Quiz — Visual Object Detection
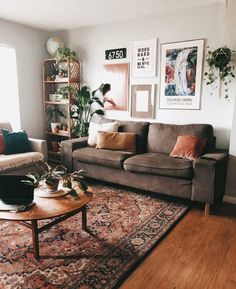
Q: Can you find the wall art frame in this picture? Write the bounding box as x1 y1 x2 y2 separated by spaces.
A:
132 39 157 77
130 84 155 118
159 39 205 110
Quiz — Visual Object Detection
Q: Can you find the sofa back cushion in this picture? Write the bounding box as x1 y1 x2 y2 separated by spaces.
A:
101 118 149 153
147 123 214 154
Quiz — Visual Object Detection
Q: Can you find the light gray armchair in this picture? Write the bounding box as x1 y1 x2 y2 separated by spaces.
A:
0 122 47 175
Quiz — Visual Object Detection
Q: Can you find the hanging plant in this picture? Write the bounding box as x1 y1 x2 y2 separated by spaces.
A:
204 46 235 100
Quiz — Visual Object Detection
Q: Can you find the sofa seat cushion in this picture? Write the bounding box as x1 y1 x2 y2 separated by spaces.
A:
0 152 44 172
73 147 134 169
123 153 193 179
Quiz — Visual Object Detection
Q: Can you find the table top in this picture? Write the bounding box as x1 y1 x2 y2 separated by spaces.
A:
0 189 93 221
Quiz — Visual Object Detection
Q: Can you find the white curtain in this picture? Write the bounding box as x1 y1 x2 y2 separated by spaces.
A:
0 44 20 130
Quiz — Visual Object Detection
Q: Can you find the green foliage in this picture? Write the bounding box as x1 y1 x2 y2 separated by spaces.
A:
29 163 88 194
55 47 77 62
205 46 235 100
46 105 65 122
69 85 105 137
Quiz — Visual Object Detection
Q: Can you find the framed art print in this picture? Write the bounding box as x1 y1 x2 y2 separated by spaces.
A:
132 39 157 77
159 39 204 110
102 63 129 111
131 84 155 118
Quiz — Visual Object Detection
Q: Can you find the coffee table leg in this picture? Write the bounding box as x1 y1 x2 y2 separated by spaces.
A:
31 220 40 259
82 205 87 231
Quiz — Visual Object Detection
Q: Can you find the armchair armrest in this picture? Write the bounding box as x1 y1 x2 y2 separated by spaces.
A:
61 137 88 171
29 138 47 161
192 152 228 204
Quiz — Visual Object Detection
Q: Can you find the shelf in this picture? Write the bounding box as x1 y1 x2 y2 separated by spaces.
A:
44 80 80 84
48 150 61 156
44 80 68 83
46 132 70 137
45 101 69 105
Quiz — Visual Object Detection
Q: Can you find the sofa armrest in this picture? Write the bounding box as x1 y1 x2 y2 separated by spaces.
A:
61 137 88 171
29 138 47 161
192 152 228 204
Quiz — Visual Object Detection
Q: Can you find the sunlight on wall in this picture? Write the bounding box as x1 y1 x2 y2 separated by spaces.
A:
0 44 21 130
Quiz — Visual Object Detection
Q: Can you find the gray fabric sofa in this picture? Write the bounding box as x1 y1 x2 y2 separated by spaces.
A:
0 122 47 175
61 119 228 214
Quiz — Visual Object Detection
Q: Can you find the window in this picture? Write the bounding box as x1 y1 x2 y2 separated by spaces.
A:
0 44 20 130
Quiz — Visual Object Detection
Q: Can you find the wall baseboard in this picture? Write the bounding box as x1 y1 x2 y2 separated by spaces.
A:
223 195 236 204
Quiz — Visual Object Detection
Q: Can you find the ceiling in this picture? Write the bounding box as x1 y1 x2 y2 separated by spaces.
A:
0 0 223 32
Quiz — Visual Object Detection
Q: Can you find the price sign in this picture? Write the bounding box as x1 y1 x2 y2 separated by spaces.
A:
105 48 127 60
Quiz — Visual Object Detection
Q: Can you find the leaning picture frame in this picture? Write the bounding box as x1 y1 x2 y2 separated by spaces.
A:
132 39 157 77
130 84 155 119
159 39 205 110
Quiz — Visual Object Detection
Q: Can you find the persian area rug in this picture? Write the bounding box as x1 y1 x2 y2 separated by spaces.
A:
0 182 190 289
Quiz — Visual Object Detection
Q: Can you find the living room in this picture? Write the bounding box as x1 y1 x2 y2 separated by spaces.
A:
0 0 236 288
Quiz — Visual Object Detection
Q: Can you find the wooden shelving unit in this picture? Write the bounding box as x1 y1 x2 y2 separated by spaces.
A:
43 58 80 164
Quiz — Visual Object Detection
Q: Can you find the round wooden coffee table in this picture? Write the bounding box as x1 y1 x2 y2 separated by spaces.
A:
0 190 92 259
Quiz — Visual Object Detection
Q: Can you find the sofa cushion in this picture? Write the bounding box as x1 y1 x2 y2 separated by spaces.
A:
2 129 32 155
88 122 118 146
101 118 149 153
170 135 207 160
96 131 136 152
73 147 134 169
0 152 44 172
147 123 214 155
123 152 193 179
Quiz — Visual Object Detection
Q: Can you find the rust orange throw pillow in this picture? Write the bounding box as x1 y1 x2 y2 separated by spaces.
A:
96 131 136 152
170 135 207 160
0 134 5 154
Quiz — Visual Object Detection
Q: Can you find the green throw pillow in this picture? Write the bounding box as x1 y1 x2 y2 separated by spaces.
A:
2 129 32 155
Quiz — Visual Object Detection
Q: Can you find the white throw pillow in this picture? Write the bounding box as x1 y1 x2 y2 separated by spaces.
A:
88 122 118 146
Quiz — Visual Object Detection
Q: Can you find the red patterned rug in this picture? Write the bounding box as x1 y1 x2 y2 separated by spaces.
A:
0 182 190 289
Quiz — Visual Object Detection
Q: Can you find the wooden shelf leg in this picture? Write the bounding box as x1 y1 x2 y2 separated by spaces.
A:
204 203 210 215
31 220 40 259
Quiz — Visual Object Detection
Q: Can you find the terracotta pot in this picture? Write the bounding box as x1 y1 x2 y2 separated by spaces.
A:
50 123 61 133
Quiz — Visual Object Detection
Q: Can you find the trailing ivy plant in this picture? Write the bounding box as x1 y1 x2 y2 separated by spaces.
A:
205 46 235 100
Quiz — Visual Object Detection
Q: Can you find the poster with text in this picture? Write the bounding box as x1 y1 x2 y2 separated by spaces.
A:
132 39 157 77
159 39 204 110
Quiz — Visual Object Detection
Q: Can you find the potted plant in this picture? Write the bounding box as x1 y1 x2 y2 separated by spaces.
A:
55 47 77 62
70 85 105 137
29 163 88 194
46 105 65 133
205 46 235 99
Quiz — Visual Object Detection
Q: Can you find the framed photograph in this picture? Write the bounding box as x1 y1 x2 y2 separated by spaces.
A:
159 39 204 110
132 39 157 77
131 84 155 118
102 63 129 111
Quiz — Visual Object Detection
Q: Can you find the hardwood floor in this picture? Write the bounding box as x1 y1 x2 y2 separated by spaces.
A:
120 203 236 289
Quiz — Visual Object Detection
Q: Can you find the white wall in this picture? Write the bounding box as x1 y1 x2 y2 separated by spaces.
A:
0 19 49 138
57 1 236 150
